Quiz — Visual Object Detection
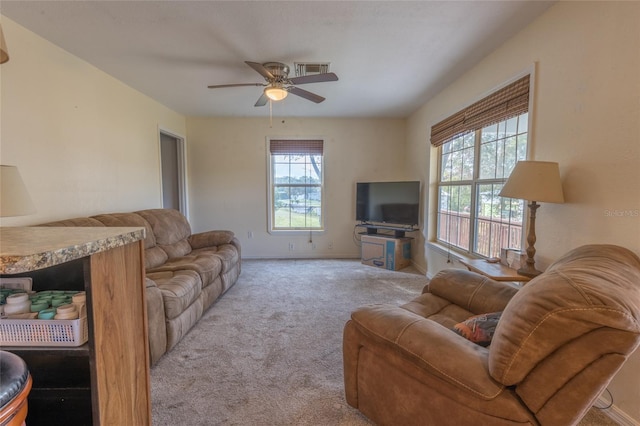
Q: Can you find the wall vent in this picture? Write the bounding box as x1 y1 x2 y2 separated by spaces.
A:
294 62 331 77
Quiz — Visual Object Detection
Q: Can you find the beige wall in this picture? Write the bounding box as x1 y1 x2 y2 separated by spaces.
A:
0 17 186 226
186 116 420 261
407 1 640 422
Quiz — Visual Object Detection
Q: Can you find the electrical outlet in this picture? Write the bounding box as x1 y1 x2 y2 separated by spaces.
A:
312 243 317 250
247 231 253 239
328 241 333 250
289 242 295 251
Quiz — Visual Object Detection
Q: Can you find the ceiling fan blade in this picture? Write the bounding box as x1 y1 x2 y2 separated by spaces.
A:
288 72 339 85
245 61 275 80
254 93 269 107
288 87 326 103
207 83 264 89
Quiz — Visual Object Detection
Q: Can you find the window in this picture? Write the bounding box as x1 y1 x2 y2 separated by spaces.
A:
268 139 324 231
431 75 530 258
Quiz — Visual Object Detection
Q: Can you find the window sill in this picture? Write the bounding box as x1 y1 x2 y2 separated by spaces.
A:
426 241 478 263
268 229 326 236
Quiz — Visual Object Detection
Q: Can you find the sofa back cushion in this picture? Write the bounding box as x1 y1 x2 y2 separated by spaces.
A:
91 212 168 269
38 217 106 227
91 213 156 248
489 244 640 387
135 209 192 259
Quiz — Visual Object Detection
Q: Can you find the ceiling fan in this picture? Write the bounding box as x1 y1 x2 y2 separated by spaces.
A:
207 61 338 107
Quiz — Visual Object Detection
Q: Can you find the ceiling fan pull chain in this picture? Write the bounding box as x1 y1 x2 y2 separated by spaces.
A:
269 99 273 128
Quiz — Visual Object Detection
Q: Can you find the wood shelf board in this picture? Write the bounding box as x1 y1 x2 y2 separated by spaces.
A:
460 259 531 282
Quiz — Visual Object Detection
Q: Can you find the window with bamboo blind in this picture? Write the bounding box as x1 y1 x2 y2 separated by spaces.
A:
267 138 324 232
433 75 531 258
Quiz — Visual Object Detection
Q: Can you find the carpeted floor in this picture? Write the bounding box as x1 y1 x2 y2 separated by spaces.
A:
151 259 618 425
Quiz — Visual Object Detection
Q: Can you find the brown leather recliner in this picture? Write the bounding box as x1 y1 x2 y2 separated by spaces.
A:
343 244 640 425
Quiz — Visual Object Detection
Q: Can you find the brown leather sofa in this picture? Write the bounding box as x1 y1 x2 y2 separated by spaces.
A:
343 244 640 425
40 208 241 365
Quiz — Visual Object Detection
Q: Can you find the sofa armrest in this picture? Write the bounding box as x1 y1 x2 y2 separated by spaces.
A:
428 269 518 314
188 230 235 249
350 304 504 399
229 236 242 260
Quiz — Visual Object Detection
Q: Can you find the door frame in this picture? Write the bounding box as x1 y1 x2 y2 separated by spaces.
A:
158 128 188 218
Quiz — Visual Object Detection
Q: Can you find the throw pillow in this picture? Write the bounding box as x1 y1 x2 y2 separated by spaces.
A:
452 311 502 347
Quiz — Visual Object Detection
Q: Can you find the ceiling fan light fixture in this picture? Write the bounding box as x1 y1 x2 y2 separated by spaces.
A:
264 86 288 101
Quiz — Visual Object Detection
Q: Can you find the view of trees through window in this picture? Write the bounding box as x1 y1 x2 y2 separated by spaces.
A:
272 154 323 230
438 113 528 258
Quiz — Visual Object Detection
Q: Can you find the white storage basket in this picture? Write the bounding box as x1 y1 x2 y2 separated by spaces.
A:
0 316 88 347
0 277 33 291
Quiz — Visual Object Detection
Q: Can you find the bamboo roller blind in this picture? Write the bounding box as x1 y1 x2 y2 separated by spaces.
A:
430 74 530 147
269 139 323 155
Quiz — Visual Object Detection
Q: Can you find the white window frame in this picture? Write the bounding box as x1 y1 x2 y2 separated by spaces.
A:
436 114 529 258
433 70 535 259
266 137 325 234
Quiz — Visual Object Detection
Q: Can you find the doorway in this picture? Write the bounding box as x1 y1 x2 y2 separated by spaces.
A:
159 131 187 216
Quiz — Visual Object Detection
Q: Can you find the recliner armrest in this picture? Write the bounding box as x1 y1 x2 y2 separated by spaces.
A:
428 269 518 314
188 230 235 249
350 304 504 400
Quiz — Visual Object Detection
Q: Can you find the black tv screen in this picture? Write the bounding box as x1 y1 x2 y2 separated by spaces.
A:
356 181 420 227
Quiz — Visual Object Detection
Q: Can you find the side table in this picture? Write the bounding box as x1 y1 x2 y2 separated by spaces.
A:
459 259 531 283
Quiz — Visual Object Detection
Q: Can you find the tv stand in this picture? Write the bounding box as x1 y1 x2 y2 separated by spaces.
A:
357 224 417 238
364 227 405 238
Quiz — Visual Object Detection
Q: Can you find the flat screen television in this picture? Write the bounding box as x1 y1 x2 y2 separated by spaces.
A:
356 181 420 228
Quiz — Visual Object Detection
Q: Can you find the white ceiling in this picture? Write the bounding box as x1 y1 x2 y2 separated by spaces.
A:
1 1 553 118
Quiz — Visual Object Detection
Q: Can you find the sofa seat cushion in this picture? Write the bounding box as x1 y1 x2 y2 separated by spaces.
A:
349 305 505 400
148 252 222 288
147 270 202 320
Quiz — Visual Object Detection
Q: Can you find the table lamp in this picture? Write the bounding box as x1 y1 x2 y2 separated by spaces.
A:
0 165 37 217
499 161 564 277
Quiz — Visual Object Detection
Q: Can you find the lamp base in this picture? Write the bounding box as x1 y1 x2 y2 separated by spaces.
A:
518 200 542 279
516 265 542 278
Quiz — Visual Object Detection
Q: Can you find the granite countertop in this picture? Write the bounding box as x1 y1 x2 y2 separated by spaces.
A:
0 227 145 274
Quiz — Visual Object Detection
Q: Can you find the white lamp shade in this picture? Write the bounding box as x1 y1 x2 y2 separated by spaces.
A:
499 161 564 203
0 165 37 217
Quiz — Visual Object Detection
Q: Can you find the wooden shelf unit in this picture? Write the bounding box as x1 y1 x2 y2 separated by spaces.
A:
0 227 151 426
